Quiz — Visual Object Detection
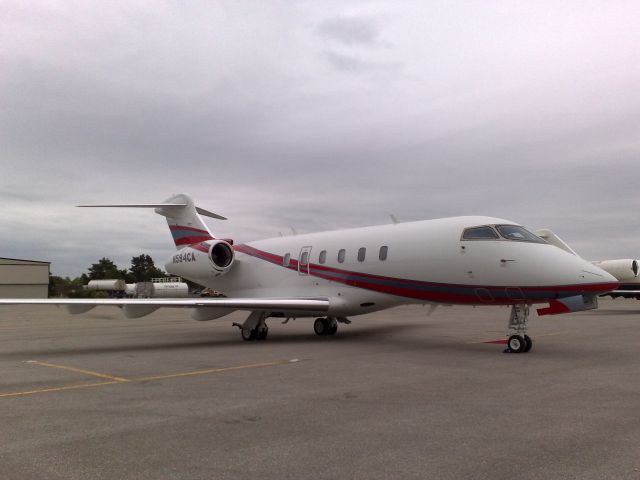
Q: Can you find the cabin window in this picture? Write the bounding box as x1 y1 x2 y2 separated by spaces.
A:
300 251 309 265
358 247 366 262
283 253 290 266
338 249 346 263
461 226 499 240
379 246 388 261
319 250 327 264
496 225 547 244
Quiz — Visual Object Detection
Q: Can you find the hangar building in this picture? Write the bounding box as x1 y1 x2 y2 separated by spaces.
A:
0 257 50 298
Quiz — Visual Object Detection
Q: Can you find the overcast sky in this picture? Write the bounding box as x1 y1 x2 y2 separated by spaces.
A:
1 0 639 277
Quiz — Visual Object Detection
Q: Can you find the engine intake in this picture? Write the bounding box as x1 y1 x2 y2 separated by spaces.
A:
591 259 639 282
209 240 235 273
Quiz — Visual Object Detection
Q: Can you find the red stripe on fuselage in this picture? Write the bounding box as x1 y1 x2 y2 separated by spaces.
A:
169 225 211 234
191 243 210 253
175 235 214 246
233 244 618 304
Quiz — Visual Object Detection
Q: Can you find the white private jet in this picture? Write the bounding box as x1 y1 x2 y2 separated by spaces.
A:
533 229 640 299
0 194 618 353
590 259 640 298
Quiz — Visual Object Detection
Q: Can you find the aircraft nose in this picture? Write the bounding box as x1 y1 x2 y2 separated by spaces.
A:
579 261 619 292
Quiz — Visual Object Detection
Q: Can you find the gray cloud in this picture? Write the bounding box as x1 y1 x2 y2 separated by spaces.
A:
316 15 397 72
318 16 381 46
1 1 639 276
320 50 400 73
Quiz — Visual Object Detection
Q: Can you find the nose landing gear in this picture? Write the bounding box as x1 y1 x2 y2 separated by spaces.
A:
505 305 533 353
507 333 532 353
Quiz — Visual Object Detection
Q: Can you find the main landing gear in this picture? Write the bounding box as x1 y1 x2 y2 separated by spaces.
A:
313 317 338 336
234 314 349 341
233 312 269 341
505 304 533 354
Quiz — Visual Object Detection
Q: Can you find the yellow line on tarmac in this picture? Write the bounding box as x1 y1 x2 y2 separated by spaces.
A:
26 360 131 383
134 360 290 382
0 359 294 399
0 381 119 398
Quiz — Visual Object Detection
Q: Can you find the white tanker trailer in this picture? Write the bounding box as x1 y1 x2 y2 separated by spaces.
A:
151 282 188 298
86 279 126 291
124 280 189 298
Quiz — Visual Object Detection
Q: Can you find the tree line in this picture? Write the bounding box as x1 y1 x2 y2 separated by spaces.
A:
49 254 167 297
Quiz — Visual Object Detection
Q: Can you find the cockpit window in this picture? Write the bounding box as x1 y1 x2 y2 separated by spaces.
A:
462 226 499 240
496 225 547 243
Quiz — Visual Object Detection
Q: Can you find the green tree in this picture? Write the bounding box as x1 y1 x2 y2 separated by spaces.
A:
129 254 167 282
48 274 95 298
87 257 127 280
49 274 68 297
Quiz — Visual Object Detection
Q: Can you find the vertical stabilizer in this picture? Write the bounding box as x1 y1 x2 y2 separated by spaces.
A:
155 194 215 249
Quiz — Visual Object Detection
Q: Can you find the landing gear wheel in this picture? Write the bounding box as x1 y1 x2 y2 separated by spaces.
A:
241 327 256 341
314 317 328 336
507 334 527 353
327 324 338 335
523 334 533 353
256 327 269 341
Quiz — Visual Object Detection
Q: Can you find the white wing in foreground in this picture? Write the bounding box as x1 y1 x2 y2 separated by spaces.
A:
0 297 330 318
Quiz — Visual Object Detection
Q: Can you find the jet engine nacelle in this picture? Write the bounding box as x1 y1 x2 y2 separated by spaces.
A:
208 240 235 275
165 240 235 281
591 259 639 282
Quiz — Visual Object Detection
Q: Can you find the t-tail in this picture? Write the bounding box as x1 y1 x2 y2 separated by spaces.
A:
77 193 226 250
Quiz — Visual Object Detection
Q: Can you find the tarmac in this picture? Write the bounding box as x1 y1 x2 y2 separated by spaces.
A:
1 298 640 480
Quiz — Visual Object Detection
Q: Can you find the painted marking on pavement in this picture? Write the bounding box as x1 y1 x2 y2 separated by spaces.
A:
0 381 118 398
134 360 291 382
26 360 131 383
0 359 297 399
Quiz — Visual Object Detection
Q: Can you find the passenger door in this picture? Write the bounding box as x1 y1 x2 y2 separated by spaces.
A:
298 246 312 275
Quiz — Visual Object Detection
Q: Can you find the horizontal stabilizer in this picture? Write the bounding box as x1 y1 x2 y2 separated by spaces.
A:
195 206 227 220
77 203 227 220
77 203 186 208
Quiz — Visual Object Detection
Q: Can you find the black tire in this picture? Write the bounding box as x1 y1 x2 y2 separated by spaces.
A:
523 334 533 353
507 334 526 353
256 327 269 341
314 317 328 336
327 322 338 335
241 327 255 341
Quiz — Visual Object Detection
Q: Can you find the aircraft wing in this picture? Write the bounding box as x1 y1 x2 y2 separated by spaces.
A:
601 290 640 298
0 297 330 317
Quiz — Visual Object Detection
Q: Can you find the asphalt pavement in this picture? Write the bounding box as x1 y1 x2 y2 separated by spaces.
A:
1 299 639 479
